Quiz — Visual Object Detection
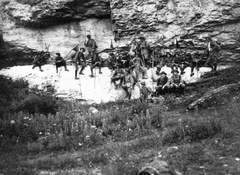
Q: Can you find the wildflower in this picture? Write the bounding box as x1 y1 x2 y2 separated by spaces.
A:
39 132 42 135
78 142 83 146
24 117 29 120
91 125 97 129
10 120 16 125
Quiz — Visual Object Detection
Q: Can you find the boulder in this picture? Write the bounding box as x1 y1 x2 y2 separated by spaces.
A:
167 146 179 154
138 159 182 175
89 107 99 114
188 82 240 110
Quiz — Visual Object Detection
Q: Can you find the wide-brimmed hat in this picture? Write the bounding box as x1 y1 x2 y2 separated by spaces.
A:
141 81 146 85
55 53 61 56
160 71 167 75
80 47 85 52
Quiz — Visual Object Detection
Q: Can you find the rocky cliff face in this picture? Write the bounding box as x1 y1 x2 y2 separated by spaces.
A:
0 2 8 62
4 0 110 27
1 0 114 61
110 0 240 62
1 0 240 64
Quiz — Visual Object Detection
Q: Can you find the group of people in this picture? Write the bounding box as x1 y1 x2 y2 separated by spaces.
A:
109 36 220 100
32 34 221 101
32 35 101 78
111 63 186 101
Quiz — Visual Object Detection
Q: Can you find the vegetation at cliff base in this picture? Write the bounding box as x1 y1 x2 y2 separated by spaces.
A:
1 66 240 174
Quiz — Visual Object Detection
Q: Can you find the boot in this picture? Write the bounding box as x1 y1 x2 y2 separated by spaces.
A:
99 67 102 74
79 67 85 75
90 69 94 78
75 70 79 79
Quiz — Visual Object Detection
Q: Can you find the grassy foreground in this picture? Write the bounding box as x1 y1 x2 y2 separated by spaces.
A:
1 66 240 175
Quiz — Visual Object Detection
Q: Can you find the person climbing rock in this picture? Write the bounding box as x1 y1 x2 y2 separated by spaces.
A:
73 47 86 79
55 53 69 73
84 35 102 77
84 35 97 61
167 69 185 95
205 37 221 72
139 36 150 68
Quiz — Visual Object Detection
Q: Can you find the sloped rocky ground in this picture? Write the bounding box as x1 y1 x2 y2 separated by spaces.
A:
1 66 240 175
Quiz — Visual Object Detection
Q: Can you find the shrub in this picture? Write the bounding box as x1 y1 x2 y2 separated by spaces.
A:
162 117 223 145
16 94 58 115
0 75 62 117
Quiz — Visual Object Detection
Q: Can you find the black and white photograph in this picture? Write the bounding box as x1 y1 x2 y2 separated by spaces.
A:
0 0 240 174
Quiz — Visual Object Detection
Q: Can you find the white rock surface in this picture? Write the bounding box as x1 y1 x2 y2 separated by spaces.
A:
3 18 115 56
0 64 226 103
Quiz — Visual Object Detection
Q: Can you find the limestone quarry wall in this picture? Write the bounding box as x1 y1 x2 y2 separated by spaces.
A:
110 0 240 62
3 18 114 56
1 0 240 63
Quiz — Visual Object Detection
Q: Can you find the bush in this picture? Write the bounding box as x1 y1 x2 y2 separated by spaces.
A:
0 75 61 117
16 94 58 115
162 117 223 145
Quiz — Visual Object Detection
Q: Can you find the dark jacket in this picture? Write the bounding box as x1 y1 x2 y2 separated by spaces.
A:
55 55 64 63
74 51 86 64
85 39 97 49
157 76 168 86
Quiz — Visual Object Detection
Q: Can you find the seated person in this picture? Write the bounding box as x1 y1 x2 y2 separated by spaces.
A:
167 69 185 95
111 64 126 89
153 71 168 96
55 53 69 73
